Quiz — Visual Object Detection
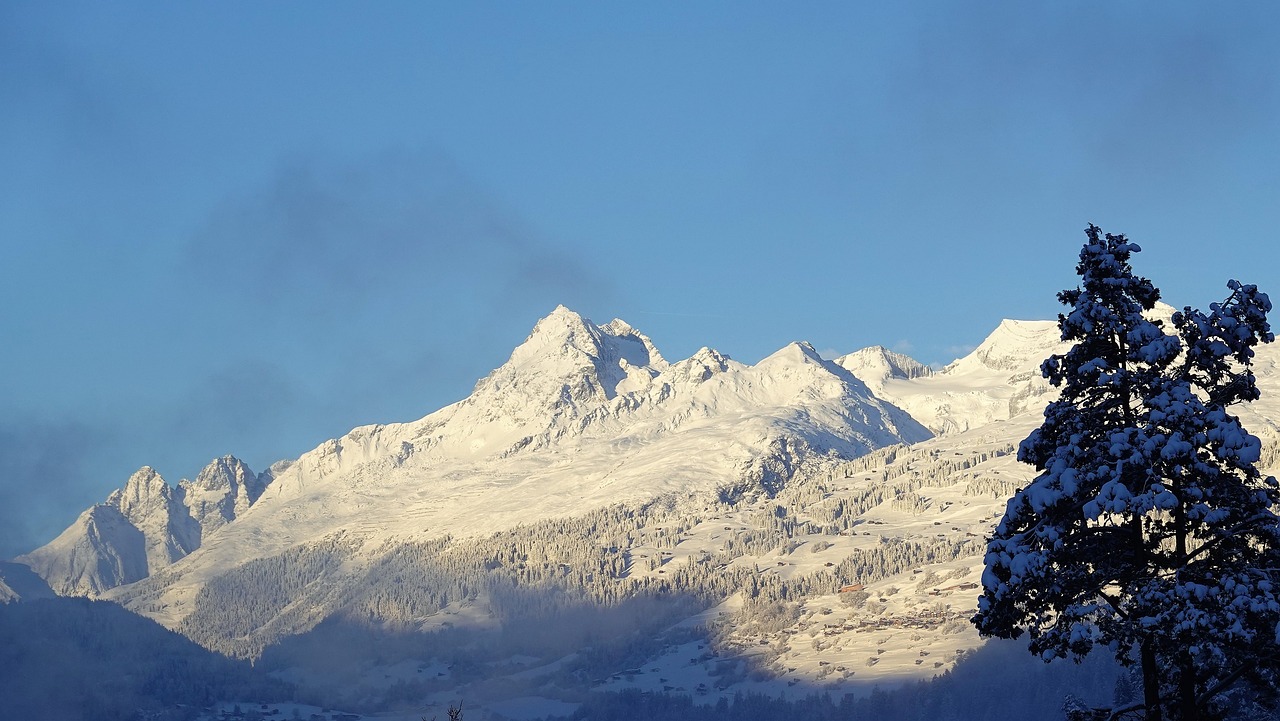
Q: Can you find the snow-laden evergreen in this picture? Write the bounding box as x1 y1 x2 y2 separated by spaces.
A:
975 226 1280 721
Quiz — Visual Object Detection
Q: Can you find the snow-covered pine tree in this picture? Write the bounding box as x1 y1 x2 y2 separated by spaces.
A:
973 225 1280 721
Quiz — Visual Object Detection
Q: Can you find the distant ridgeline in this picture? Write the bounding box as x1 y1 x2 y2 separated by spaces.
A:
5 305 1279 718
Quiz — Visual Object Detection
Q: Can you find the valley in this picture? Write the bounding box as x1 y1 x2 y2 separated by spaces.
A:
5 304 1277 720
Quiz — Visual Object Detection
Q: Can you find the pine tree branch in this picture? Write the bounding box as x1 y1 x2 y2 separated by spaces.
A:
1176 513 1276 567
1194 653 1280 709
1106 699 1147 720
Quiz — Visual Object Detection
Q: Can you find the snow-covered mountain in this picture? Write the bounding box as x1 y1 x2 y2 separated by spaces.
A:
19 307 930 610
18 457 269 597
252 306 927 503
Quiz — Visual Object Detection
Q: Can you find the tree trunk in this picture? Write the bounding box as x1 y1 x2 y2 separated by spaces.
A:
1178 654 1199 721
1142 641 1163 721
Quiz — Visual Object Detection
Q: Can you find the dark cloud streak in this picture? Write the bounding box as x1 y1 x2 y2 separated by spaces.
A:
187 148 607 312
891 6 1279 176
0 419 112 560
163 359 303 470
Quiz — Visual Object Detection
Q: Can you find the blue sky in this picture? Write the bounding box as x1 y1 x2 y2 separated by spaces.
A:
3 2 1280 557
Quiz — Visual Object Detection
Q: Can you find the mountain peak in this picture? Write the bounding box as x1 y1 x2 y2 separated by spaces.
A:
182 455 266 539
190 455 258 492
529 304 593 338
846 317 1069 436
481 306 667 403
110 467 172 520
662 346 735 385
126 465 163 487
945 318 1061 374
836 346 933 387
758 341 826 367
603 317 634 334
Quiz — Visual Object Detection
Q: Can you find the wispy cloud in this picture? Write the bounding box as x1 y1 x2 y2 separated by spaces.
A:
0 419 111 559
894 5 1279 177
187 148 607 312
164 359 303 466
